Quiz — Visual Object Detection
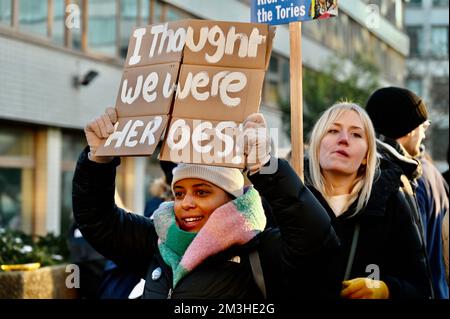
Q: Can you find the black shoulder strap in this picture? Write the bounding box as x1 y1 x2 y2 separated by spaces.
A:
249 250 267 299
344 223 360 281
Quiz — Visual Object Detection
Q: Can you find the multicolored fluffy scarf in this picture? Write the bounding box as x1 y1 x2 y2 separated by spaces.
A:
152 186 266 287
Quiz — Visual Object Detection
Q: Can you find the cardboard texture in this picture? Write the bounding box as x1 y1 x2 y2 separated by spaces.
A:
173 64 265 121
97 19 274 166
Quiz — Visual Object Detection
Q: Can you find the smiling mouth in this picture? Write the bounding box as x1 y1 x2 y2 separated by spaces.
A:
182 216 204 223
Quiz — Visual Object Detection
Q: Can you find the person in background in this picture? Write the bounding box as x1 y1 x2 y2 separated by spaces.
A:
72 108 339 299
144 161 176 218
366 87 437 298
305 102 431 299
416 148 449 298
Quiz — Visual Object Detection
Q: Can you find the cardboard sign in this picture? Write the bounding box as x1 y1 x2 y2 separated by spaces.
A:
251 0 338 25
97 19 274 167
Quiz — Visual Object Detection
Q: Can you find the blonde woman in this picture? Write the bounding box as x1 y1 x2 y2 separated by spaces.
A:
306 102 432 299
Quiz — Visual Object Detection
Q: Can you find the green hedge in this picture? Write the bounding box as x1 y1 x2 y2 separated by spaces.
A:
0 228 70 268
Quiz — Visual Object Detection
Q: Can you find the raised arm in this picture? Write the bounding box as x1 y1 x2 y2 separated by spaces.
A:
72 108 156 276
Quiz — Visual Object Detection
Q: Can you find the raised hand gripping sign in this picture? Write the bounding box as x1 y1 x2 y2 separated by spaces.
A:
96 19 275 168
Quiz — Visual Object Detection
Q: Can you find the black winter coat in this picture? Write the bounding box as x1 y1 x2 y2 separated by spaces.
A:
72 149 338 299
305 157 433 299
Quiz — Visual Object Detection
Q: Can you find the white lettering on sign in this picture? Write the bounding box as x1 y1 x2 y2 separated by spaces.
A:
166 120 244 164
177 71 247 107
104 117 163 148
192 121 213 154
167 119 191 151
275 4 306 20
127 24 267 66
129 28 146 66
120 72 176 104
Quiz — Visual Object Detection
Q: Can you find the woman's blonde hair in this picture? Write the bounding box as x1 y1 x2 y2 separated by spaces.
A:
308 102 378 216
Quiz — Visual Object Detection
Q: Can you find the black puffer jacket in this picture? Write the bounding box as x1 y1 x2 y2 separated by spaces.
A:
305 157 433 299
72 149 339 299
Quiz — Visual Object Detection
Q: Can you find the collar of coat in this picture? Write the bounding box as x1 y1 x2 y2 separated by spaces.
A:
152 186 266 287
376 137 422 181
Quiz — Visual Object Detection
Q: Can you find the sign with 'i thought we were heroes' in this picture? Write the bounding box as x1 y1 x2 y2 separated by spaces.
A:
95 20 275 168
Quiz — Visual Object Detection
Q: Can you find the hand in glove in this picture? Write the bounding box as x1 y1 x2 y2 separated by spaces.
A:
241 113 271 174
84 107 117 163
340 278 390 299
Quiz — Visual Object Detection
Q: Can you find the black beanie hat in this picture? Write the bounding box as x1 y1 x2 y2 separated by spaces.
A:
366 87 428 139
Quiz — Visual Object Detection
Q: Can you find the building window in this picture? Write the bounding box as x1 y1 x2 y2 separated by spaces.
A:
430 127 449 163
409 0 423 7
70 0 82 50
88 0 117 56
119 0 138 58
0 0 11 25
433 0 449 7
51 0 65 45
430 77 449 113
407 26 424 57
18 0 48 37
406 78 423 97
0 125 34 233
431 26 449 58
60 131 85 237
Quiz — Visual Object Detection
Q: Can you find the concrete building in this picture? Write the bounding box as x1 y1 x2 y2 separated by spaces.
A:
405 0 449 169
0 0 410 236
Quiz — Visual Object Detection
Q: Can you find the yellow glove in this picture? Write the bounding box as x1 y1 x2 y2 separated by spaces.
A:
341 278 390 299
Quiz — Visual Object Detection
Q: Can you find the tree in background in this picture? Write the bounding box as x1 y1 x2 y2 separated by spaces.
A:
280 54 380 140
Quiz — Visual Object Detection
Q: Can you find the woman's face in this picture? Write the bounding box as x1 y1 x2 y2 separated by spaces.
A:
173 178 232 232
319 110 369 178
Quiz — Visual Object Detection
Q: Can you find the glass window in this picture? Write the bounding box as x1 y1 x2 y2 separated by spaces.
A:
0 0 11 26
409 0 422 7
430 77 449 113
19 0 48 37
407 26 424 57
88 0 117 56
69 0 82 50
119 0 138 59
431 26 449 58
52 0 65 45
0 126 34 233
60 131 86 237
141 0 149 25
406 78 423 98
433 0 449 6
165 5 190 22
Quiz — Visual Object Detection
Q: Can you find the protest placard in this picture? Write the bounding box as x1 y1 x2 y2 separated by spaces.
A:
97 19 274 168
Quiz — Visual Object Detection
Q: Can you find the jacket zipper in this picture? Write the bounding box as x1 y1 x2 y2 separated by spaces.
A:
167 288 173 299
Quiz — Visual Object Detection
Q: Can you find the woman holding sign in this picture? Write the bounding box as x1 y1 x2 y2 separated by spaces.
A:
72 109 338 299
304 102 432 299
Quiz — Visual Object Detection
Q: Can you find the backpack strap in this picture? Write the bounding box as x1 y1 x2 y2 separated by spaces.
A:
249 250 267 299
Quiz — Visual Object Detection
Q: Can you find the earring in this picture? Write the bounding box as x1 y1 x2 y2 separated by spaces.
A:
361 158 367 165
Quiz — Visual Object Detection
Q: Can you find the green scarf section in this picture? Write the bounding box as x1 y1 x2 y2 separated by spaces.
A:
154 202 197 286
